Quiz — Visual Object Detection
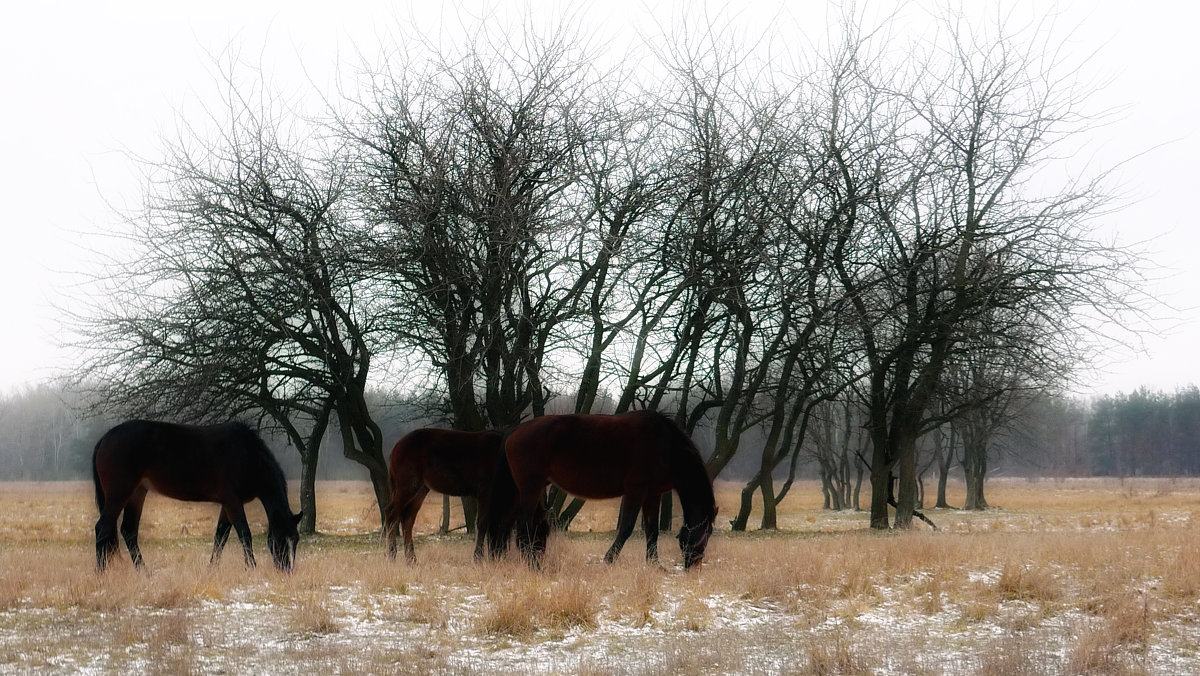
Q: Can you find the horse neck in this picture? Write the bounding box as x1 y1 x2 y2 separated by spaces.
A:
257 473 293 523
671 448 715 527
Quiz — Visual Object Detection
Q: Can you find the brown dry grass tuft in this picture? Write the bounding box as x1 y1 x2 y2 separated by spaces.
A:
804 626 867 676
1162 538 1200 599
674 582 711 632
290 593 340 635
1068 628 1139 676
996 562 1061 604
607 563 663 627
476 558 600 637
1069 588 1152 674
975 636 1042 676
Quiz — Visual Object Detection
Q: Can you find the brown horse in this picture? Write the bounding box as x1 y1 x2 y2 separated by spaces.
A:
92 420 301 572
494 410 717 569
383 428 508 562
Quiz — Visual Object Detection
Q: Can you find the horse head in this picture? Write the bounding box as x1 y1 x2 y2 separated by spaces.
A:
268 511 302 572
678 505 717 569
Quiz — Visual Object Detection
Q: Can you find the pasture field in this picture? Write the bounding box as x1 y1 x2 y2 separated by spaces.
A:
2 478 1200 675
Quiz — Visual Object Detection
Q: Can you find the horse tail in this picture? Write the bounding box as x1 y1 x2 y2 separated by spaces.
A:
382 460 404 542
91 436 105 512
481 432 518 556
382 434 411 550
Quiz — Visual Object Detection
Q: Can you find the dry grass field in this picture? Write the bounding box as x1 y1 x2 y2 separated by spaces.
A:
2 477 1200 675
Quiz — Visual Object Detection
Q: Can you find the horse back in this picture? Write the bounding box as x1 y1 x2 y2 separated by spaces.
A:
390 428 503 496
505 412 674 499
93 420 264 503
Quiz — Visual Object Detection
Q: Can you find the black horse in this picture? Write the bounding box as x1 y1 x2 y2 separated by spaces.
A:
92 420 301 572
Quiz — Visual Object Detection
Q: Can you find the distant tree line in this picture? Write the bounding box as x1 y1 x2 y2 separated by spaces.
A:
65 8 1142 532
0 386 105 481
4 384 1196 490
0 384 425 482
1084 387 1200 477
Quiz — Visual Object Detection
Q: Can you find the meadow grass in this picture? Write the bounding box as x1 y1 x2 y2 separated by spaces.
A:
2 477 1199 674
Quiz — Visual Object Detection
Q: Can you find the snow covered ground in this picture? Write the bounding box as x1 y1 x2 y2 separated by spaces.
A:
3 478 1199 674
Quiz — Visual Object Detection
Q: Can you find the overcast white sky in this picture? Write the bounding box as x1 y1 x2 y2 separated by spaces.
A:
0 1 1197 396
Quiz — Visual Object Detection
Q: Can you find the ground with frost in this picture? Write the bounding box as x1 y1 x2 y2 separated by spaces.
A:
2 478 1199 675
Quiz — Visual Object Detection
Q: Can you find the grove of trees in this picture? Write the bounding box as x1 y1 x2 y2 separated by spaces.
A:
60 8 1144 532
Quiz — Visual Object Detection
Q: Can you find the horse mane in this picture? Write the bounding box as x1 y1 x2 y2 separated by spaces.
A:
639 410 716 520
230 422 289 506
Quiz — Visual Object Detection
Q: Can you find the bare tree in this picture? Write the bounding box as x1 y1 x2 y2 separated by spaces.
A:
828 10 1142 529
344 24 611 427
73 62 394 528
67 9 1150 541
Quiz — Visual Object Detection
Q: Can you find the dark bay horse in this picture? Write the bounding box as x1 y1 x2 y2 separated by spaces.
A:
383 428 507 562
92 420 301 572
494 410 717 569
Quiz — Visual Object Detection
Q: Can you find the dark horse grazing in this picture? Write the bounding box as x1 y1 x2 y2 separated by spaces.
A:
383 428 507 562
493 410 717 569
92 420 301 572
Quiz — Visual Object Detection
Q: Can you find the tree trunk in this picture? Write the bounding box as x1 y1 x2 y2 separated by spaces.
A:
461 496 478 534
963 433 990 510
336 410 390 529
759 474 778 529
894 432 919 529
853 456 864 511
438 494 451 534
300 404 332 535
300 454 319 535
838 407 854 509
829 466 845 510
367 467 390 530
869 461 891 529
935 424 956 508
731 472 760 532
869 425 892 529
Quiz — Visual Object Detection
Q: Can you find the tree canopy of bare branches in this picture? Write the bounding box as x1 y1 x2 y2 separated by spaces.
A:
71 7 1145 534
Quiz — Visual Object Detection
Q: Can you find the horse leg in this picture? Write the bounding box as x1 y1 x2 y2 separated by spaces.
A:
486 512 514 559
515 492 548 568
95 481 136 572
400 486 429 564
384 503 400 561
95 510 122 572
385 474 419 561
604 494 643 564
515 511 534 563
223 502 256 568
473 495 490 562
640 493 663 565
528 508 550 569
119 485 149 570
482 493 515 559
210 510 233 565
